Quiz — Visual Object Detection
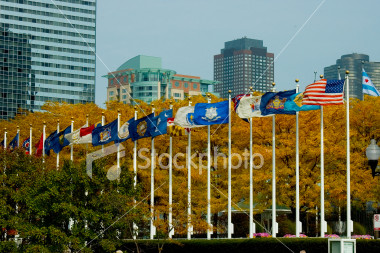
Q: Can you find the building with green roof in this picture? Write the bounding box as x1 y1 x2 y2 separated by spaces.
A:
104 55 218 104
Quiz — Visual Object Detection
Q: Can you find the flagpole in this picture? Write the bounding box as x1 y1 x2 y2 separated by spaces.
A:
168 101 174 239
4 128 7 149
271 83 277 238
71 117 74 161
133 106 138 239
117 109 121 175
187 97 192 240
319 74 325 238
249 87 255 238
207 93 212 240
29 124 32 156
56 119 60 170
85 114 89 156
345 70 352 238
228 90 233 239
150 105 156 240
295 79 301 237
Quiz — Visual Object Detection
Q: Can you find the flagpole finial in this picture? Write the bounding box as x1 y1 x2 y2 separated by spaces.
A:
102 111 104 116
228 90 231 93
250 86 253 91
57 119 60 123
43 121 46 125
338 66 341 70
30 124 32 128
320 75 324 78
71 117 74 121
86 114 89 118
134 105 137 110
345 70 349 74
295 79 299 83
4 128 6 131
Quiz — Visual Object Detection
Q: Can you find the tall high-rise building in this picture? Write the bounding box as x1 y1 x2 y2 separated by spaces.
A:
0 0 96 120
324 53 380 99
214 37 274 98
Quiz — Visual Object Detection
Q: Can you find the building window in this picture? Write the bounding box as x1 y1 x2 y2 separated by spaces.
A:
124 77 127 82
184 83 188 88
175 81 179 87
174 93 181 97
122 95 127 99
193 83 198 89
110 80 113 85
122 89 126 93
109 91 114 96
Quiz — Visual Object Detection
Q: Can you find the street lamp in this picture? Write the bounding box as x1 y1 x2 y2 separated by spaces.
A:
366 139 380 178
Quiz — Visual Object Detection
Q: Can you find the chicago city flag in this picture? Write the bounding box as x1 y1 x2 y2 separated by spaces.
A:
363 68 380 97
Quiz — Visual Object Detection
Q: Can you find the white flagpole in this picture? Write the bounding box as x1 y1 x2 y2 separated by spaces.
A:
187 98 192 240
345 71 352 238
249 87 255 238
150 105 156 240
320 74 326 238
207 93 212 240
56 120 60 170
4 128 7 149
133 106 138 239
168 101 174 239
85 114 89 156
71 117 74 161
271 83 277 238
295 79 301 237
29 124 32 156
228 90 233 239
117 109 121 174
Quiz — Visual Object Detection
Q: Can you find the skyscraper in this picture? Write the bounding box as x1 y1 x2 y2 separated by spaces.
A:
324 53 380 99
0 0 96 120
214 37 274 98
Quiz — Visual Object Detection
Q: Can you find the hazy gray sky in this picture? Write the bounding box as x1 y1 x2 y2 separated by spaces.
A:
95 0 380 107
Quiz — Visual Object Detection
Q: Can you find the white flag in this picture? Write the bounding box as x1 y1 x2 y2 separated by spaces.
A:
174 106 205 128
363 68 380 97
65 124 92 144
236 95 272 118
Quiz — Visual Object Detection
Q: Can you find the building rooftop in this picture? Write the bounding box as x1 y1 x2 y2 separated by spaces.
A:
116 55 162 71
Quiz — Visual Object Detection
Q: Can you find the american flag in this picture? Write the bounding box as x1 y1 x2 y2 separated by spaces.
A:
303 79 345 105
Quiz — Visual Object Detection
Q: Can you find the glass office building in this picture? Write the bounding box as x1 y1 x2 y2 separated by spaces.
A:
214 37 274 98
0 0 96 120
324 53 380 100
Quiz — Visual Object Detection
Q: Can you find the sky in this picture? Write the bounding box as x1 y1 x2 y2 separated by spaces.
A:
94 0 380 107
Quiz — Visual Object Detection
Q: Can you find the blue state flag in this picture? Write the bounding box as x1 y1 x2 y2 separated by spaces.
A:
45 130 58 155
92 118 119 147
44 125 72 155
260 89 297 116
9 133 19 150
115 117 135 143
192 100 229 125
128 113 154 141
148 109 173 138
284 92 320 112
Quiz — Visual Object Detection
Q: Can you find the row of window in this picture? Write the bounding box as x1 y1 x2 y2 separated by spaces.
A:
3 0 96 14
2 21 95 40
1 13 95 32
174 81 198 89
1 5 96 23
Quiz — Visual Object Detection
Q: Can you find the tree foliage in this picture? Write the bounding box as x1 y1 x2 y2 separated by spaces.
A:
0 95 379 245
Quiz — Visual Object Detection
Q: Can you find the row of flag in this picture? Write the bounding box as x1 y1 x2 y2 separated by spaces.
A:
1 73 378 156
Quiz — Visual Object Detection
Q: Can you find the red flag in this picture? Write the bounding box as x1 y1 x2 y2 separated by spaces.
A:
80 124 94 137
35 133 43 157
